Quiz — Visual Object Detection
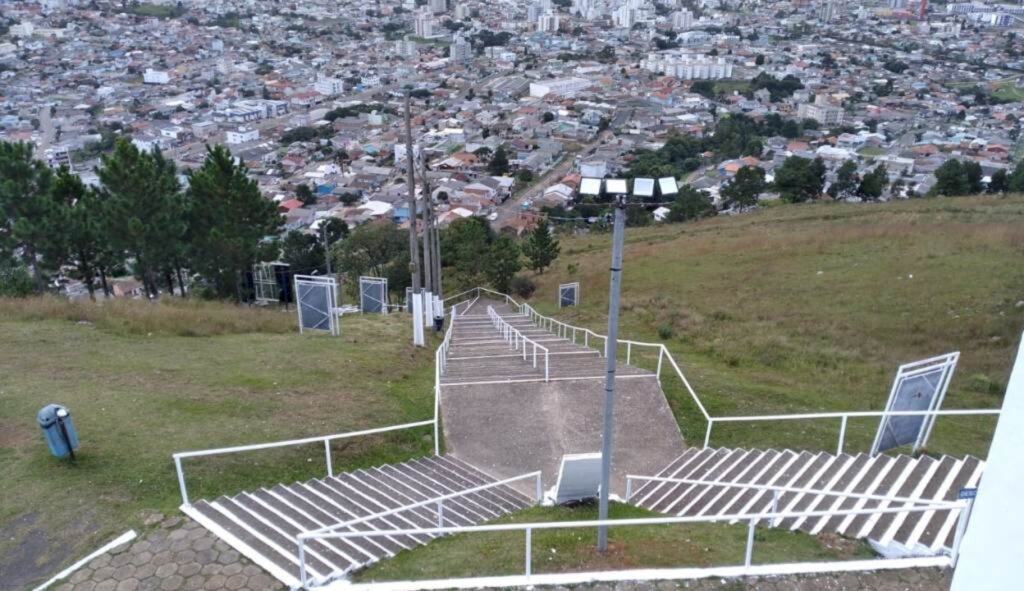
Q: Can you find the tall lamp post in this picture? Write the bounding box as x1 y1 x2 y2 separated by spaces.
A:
582 176 678 552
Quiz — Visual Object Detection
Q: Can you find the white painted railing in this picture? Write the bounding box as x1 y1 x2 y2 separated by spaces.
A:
297 470 544 588
300 500 970 590
487 305 550 381
171 420 437 506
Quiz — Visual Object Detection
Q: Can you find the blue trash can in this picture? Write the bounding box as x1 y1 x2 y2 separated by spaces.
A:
37 404 79 459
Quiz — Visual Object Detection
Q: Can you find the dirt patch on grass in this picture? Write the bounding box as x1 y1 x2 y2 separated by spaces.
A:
0 419 35 448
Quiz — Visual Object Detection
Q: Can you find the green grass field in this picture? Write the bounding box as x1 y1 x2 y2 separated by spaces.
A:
355 503 871 582
527 197 1024 456
0 301 437 588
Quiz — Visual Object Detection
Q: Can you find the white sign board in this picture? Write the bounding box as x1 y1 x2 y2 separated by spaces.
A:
553 452 602 505
870 352 959 455
295 275 339 336
559 282 579 308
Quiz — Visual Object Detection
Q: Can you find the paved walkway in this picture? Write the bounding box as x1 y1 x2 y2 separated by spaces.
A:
53 517 282 591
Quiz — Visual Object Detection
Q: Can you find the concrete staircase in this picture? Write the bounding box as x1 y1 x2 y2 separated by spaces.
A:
441 302 652 385
183 455 533 587
629 447 984 558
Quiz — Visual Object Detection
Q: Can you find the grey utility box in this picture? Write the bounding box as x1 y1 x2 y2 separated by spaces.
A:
37 404 79 459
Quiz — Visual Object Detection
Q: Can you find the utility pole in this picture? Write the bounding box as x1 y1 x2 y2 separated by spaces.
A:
404 92 421 293
321 221 333 277
597 193 627 552
420 153 433 301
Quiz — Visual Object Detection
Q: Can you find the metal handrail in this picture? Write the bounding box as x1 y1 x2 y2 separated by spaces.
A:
487 305 550 381
299 499 970 589
172 420 436 506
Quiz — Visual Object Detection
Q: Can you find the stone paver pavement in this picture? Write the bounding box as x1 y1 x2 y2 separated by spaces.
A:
54 517 283 591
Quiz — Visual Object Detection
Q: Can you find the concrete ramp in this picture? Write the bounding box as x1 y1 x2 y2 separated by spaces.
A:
441 376 685 496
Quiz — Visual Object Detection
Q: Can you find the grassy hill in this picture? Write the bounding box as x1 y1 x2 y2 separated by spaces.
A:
0 300 438 588
2 195 1022 587
525 196 1024 457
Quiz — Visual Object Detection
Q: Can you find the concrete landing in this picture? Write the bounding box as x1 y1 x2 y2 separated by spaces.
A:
441 376 686 497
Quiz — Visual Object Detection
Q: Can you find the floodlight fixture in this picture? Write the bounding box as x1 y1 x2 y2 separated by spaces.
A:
604 178 628 195
658 176 679 196
580 177 603 196
633 178 655 198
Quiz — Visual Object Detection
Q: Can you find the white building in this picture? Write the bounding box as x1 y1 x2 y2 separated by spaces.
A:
537 10 561 33
644 54 733 80
798 95 846 126
313 76 345 96
414 11 436 37
450 36 472 62
143 69 170 85
672 9 694 30
226 127 260 144
529 77 592 98
429 0 447 13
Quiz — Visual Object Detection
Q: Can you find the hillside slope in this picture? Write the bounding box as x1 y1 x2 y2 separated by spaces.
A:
526 197 1024 456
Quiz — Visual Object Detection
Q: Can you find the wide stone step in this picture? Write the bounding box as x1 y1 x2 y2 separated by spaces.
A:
629 447 983 558
183 454 533 588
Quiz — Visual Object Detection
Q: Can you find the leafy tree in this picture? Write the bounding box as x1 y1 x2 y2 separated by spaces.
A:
963 160 984 195
857 164 889 201
774 156 825 203
440 217 494 287
755 54 765 66
280 230 326 275
516 169 534 184
0 141 56 291
334 220 406 282
186 145 282 299
523 218 560 273
931 159 971 197
988 169 1008 194
667 185 714 222
296 183 316 206
542 112 555 123
829 160 860 199
721 166 766 209
488 146 510 176
484 234 521 293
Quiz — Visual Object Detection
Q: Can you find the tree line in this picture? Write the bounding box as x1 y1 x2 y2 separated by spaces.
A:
0 140 281 300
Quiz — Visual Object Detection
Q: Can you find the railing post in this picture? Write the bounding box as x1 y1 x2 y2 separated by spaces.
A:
770 490 779 525
837 415 848 455
437 500 444 528
627 342 632 365
324 439 333 478
533 345 538 368
174 456 189 506
585 332 589 348
298 537 309 589
951 497 974 567
433 385 440 456
545 351 550 382
625 477 633 502
656 346 664 382
536 473 543 503
703 419 714 449
744 518 756 568
524 527 532 577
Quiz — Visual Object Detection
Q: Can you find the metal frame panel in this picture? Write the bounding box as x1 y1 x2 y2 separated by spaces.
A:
358 276 389 314
558 282 580 308
253 262 289 304
295 275 339 336
871 352 960 456
553 452 603 505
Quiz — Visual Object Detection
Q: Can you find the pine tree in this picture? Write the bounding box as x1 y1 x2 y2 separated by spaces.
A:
485 234 521 293
96 139 184 298
186 145 282 299
523 218 560 274
0 141 57 292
